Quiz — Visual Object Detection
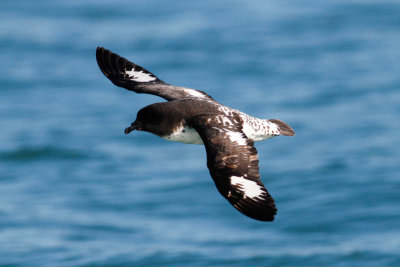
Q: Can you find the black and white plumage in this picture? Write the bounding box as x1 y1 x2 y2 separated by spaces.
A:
96 47 295 221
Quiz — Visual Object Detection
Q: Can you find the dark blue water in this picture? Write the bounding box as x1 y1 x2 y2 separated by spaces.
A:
1 0 400 266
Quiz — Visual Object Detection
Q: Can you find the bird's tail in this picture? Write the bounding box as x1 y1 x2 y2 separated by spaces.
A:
268 119 295 136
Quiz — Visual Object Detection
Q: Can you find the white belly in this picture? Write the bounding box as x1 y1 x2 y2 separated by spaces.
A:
162 125 203 144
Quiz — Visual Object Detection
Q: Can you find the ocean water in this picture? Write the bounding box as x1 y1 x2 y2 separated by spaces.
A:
1 0 400 266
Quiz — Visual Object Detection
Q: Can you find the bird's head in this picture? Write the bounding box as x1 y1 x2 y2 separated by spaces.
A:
124 104 168 136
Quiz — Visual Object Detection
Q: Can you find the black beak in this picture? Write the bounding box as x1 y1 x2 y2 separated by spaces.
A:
124 122 139 134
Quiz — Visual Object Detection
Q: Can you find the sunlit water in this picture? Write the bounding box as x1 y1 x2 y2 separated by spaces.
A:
1 0 400 266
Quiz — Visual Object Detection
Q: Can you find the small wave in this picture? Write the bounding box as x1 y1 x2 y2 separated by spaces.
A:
0 146 87 161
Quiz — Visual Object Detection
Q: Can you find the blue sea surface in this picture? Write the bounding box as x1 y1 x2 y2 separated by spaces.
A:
1 0 400 266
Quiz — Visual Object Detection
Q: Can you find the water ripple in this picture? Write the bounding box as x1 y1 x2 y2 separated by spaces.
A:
0 146 88 161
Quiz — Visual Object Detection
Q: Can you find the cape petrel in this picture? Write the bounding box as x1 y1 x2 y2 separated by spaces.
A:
96 47 295 221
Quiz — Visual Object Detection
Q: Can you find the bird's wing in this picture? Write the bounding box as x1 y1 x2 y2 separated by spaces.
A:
96 47 214 101
189 114 277 221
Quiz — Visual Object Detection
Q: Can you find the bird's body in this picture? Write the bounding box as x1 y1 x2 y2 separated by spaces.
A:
137 98 291 145
96 47 295 221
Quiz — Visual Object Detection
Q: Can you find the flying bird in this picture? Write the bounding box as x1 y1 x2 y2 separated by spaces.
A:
96 47 295 221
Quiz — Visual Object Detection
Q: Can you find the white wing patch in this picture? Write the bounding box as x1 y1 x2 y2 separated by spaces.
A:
125 68 157 83
230 176 264 199
183 89 206 98
226 131 247 146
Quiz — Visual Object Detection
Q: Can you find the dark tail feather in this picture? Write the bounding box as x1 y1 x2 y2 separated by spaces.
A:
269 119 295 136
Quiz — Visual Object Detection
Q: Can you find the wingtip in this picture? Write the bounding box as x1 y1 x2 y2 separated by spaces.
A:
95 46 111 78
96 46 104 57
234 203 277 221
96 47 107 56
231 195 277 222
95 46 164 86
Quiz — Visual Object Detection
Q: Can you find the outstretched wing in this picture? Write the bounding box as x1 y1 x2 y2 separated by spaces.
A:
96 47 213 101
189 114 277 221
